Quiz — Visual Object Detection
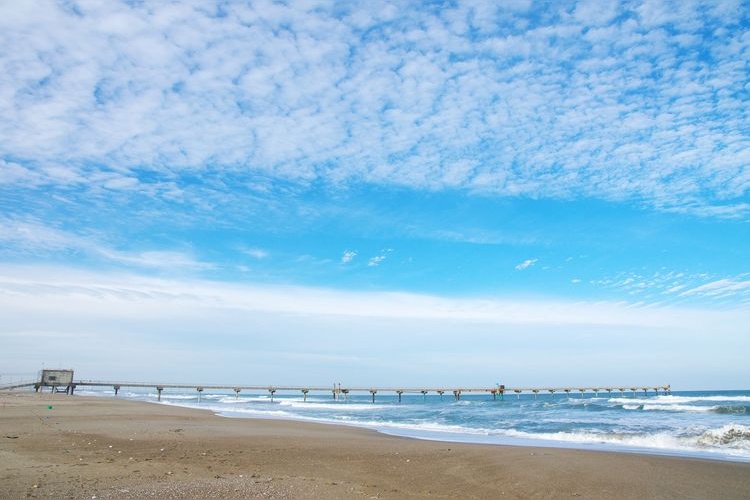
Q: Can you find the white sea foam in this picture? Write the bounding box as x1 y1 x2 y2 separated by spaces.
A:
278 400 390 411
78 388 750 462
358 419 491 436
496 426 750 458
696 424 750 450
610 395 750 405
216 396 272 403
355 420 750 459
638 404 716 413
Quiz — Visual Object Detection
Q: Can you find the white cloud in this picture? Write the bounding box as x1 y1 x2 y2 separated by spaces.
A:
0 264 744 329
679 278 750 299
368 255 386 267
368 248 393 267
0 1 747 218
242 247 269 260
0 216 78 252
515 258 538 271
573 0 620 26
593 270 750 303
0 216 212 272
341 250 357 264
1 265 748 386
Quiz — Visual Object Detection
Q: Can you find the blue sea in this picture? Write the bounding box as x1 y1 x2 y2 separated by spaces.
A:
78 387 750 462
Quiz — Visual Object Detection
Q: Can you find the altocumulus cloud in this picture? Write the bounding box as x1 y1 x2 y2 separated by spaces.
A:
0 0 748 218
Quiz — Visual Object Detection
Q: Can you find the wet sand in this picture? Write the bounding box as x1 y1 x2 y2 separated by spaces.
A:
1 392 748 499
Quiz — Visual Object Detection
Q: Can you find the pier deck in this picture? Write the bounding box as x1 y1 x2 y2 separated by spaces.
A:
1 380 672 402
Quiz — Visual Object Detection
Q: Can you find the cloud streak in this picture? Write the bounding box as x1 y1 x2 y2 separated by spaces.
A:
1 264 745 330
515 259 538 271
592 270 750 304
0 216 212 272
2 264 748 385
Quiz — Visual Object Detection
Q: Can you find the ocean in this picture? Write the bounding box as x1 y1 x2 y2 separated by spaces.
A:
77 387 750 462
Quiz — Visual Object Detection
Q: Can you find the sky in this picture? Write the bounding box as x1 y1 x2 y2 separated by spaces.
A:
1 0 749 390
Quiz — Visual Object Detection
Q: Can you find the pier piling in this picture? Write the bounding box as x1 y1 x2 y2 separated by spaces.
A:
21 380 671 405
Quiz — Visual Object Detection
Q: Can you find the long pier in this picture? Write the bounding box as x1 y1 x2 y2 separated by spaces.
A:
2 380 672 402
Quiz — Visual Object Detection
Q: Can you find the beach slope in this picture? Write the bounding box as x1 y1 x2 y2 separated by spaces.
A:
1 393 748 499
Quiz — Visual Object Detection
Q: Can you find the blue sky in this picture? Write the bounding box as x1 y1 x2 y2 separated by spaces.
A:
1 0 749 389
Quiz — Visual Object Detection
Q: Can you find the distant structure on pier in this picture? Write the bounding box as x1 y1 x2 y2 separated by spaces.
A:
37 369 75 394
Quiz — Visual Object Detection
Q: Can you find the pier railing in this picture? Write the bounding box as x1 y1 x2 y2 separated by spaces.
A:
0 379 39 391
3 379 671 402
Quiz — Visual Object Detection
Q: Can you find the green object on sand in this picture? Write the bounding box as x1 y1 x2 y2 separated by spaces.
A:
47 405 53 409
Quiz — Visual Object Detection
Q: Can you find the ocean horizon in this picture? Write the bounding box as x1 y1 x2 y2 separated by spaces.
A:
72 387 750 463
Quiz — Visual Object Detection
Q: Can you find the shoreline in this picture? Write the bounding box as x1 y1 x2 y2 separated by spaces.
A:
151 388 750 465
215 406 750 465
2 392 749 499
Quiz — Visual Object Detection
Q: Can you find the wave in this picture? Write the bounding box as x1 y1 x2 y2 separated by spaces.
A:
215 396 274 404
81 389 750 461
497 425 750 458
353 419 492 436
277 400 391 411
340 420 750 459
640 404 715 413
619 403 748 414
611 395 750 405
219 408 297 418
696 425 750 449
714 405 749 415
621 404 643 410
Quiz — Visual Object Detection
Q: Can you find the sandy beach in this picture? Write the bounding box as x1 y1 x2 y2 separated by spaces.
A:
1 392 748 499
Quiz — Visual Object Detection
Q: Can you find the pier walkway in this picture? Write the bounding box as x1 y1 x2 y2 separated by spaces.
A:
2 379 672 402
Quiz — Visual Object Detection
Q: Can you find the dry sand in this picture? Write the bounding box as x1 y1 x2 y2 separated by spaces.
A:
1 392 748 499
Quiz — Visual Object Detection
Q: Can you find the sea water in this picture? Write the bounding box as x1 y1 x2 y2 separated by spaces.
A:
77 388 750 462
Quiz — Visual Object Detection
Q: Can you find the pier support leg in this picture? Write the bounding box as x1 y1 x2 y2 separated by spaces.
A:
370 390 376 403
